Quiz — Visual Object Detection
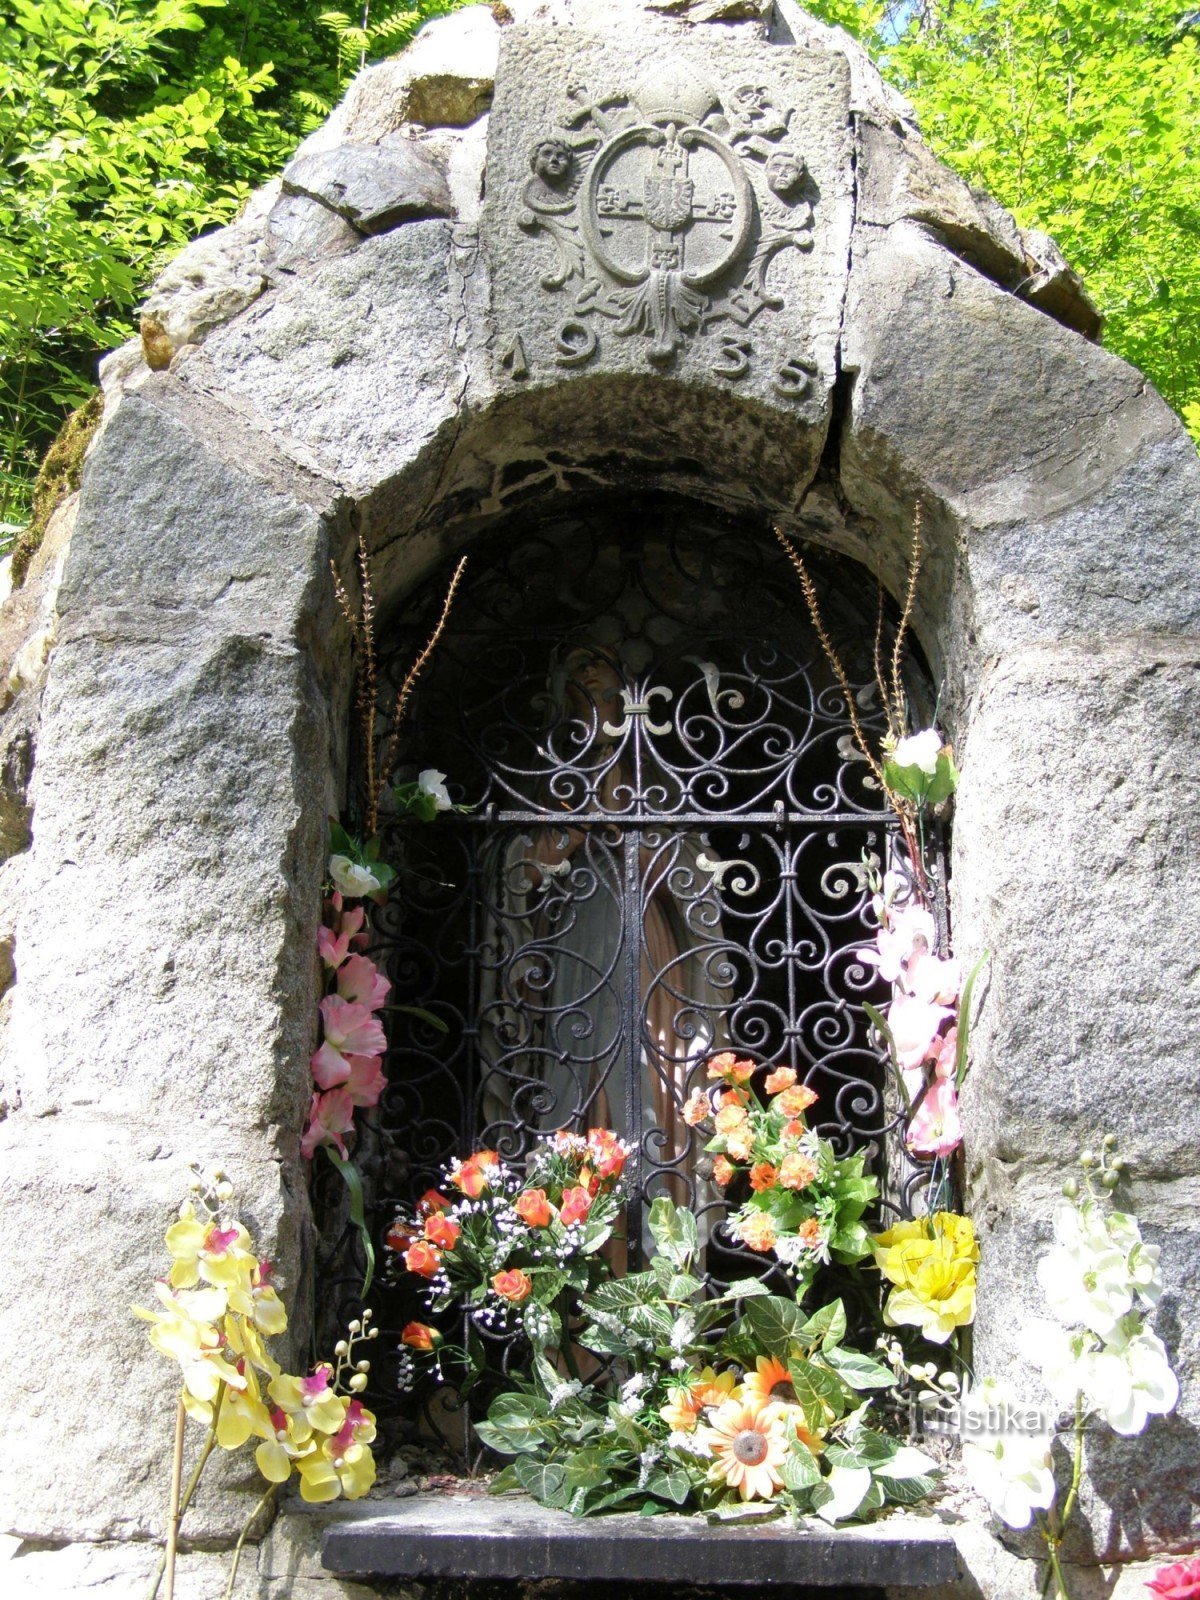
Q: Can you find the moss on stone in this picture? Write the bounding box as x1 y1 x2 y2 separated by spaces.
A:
11 390 103 589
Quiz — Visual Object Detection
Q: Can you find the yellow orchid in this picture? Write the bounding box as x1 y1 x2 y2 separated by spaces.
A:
294 1399 378 1502
254 1408 316 1484
165 1203 257 1297
224 1309 281 1379
215 1383 275 1452
268 1364 347 1435
872 1212 978 1343
132 1296 246 1405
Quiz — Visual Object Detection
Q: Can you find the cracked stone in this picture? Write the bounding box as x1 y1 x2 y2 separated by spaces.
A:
282 137 452 233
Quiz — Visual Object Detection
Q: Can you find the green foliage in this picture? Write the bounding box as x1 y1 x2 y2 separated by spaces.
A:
0 0 461 529
803 0 1200 441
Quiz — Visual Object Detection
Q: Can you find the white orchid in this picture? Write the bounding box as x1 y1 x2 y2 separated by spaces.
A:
329 854 385 898
1037 1199 1136 1339
890 729 943 776
1085 1326 1179 1436
959 1379 1056 1530
417 768 453 812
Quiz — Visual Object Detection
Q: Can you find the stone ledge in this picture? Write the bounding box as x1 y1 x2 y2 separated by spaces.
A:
319 1493 962 1588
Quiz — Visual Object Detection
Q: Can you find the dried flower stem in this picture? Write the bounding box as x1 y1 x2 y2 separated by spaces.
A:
380 554 469 793
163 1396 186 1600
773 526 887 788
890 502 922 737
331 544 468 838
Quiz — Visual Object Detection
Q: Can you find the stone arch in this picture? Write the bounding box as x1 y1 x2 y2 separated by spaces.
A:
1 0 1197 1588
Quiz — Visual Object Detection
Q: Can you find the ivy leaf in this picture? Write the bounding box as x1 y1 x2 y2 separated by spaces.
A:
647 1197 698 1268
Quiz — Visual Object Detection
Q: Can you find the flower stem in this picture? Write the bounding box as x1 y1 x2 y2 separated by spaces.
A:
1038 1394 1086 1600
144 1387 225 1600
164 1396 186 1600
222 1482 279 1600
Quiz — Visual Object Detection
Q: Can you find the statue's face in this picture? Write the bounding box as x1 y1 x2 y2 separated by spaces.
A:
765 151 804 198
532 139 573 184
564 647 622 719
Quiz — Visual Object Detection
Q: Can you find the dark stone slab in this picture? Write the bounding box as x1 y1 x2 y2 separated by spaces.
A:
321 1494 961 1589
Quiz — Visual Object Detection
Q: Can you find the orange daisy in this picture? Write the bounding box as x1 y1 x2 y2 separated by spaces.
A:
700 1395 788 1501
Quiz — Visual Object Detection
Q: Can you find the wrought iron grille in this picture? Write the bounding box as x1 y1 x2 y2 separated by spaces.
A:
319 500 945 1430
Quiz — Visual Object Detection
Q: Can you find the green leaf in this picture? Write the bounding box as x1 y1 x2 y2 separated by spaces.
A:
514 1457 570 1509
812 1463 872 1525
389 1003 449 1033
780 1440 822 1492
821 1346 896 1391
796 1300 847 1351
647 1196 698 1268
321 1146 374 1298
787 1357 847 1433
740 1295 806 1359
955 949 989 1088
716 1276 772 1300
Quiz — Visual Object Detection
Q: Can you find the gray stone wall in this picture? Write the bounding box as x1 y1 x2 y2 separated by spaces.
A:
0 1 1196 1593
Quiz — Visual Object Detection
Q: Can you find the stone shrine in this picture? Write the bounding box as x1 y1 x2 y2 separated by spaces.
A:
0 1 1196 1596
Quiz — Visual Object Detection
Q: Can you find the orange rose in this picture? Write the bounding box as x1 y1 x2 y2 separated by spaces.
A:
451 1149 499 1197
384 1221 417 1253
776 1085 818 1117
683 1088 710 1127
726 1125 754 1163
403 1240 442 1278
515 1187 552 1228
400 1321 442 1351
559 1185 592 1226
779 1152 818 1191
737 1211 778 1253
749 1162 778 1192
715 1103 748 1134
418 1189 452 1214
763 1066 797 1095
713 1155 735 1188
586 1129 627 1180
492 1269 533 1303
424 1212 461 1250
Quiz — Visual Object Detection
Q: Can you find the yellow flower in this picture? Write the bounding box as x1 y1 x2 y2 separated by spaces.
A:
700 1396 788 1502
690 1367 740 1409
742 1355 794 1408
133 1284 246 1409
872 1212 978 1343
268 1364 347 1435
165 1205 257 1296
254 1407 314 1484
295 1400 377 1502
216 1382 275 1452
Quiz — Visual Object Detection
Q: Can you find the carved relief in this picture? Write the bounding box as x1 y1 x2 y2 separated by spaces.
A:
515 60 816 368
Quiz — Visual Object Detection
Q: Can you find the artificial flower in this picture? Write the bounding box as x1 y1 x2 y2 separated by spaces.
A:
383 1220 417 1253
660 1387 703 1433
254 1406 312 1483
1037 1199 1135 1339
743 1355 795 1408
726 1125 755 1163
712 1155 735 1188
215 1383 275 1452
734 1210 777 1253
1146 1557 1200 1599
401 1322 443 1352
268 1364 346 1435
336 954 391 1011
492 1269 533 1303
873 1214 977 1342
300 1088 356 1160
515 1188 553 1227
559 1185 592 1226
341 1053 386 1109
690 1367 740 1408
418 769 453 812
887 993 953 1070
424 1212 460 1250
1085 1326 1179 1436
775 1084 818 1117
403 1240 442 1278
778 1151 817 1191
586 1127 628 1179
329 855 386 899
905 1073 963 1157
296 1419 377 1502
763 1066 796 1094
858 904 936 985
312 996 387 1086
960 1378 1056 1530
683 1088 710 1126
164 1204 254 1292
450 1150 499 1198
715 1103 749 1134
906 948 961 1006
418 1189 452 1214
133 1292 245 1406
701 1395 788 1501
707 1052 755 1085
749 1163 778 1192
890 729 942 777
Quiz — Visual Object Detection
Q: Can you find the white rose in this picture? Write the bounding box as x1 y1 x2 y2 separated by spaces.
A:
890 729 943 776
417 768 453 812
329 854 383 898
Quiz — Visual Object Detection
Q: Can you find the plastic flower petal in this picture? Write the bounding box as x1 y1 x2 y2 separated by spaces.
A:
418 769 453 812
960 1379 1055 1530
905 1073 963 1157
301 1088 356 1160
1086 1327 1179 1436
700 1395 788 1501
268 1364 347 1435
329 855 385 898
337 954 391 1011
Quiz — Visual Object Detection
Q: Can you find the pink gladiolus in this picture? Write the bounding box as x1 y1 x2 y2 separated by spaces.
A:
858 904 936 984
318 923 352 969
319 995 386 1057
905 1073 963 1157
907 949 961 1006
888 993 952 1069
337 954 391 1012
300 1088 356 1159
344 1053 386 1108
927 1026 958 1081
